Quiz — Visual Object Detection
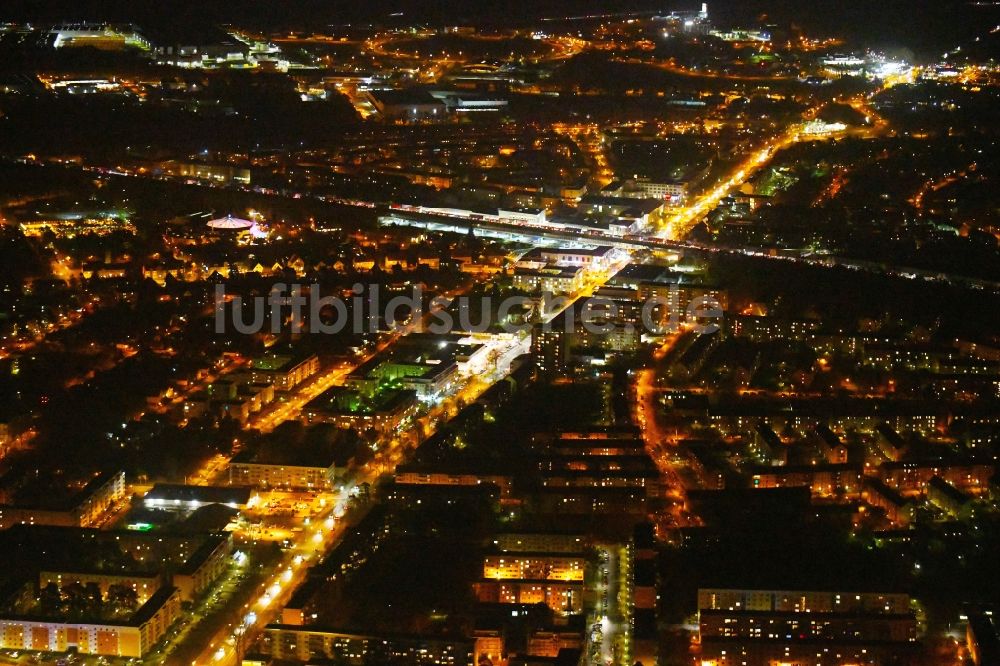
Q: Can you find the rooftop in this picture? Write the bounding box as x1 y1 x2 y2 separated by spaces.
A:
143 483 253 507
206 215 254 230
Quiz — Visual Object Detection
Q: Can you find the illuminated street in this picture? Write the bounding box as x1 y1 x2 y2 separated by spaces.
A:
0 4 998 666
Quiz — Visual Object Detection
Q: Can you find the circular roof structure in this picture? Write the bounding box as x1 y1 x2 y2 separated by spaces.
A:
206 215 254 231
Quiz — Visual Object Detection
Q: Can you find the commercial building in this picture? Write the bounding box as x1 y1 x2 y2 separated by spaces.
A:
50 23 150 50
381 202 655 240
142 484 255 511
544 213 640 237
16 211 136 238
152 40 252 69
304 387 417 433
498 208 548 226
400 333 493 377
344 341 461 402
429 90 509 113
601 178 691 204
516 246 620 272
579 195 667 226
368 88 447 120
708 28 771 42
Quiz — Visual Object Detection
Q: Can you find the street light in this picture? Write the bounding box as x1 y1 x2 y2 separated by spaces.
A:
233 619 249 665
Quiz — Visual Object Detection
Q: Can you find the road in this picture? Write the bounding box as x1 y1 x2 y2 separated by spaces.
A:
181 250 619 665
184 330 530 666
247 361 355 434
186 505 343 666
23 72 996 295
635 337 698 528
380 99 999 295
587 544 629 666
247 281 477 435
360 32 585 85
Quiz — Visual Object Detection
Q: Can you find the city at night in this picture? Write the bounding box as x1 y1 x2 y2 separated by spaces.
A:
0 1 999 665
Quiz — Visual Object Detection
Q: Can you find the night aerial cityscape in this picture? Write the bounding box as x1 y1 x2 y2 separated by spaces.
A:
1 0 1000 665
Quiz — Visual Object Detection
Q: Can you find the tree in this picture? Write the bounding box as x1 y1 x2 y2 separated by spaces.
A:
62 582 88 616
85 582 103 615
39 582 62 615
107 584 139 614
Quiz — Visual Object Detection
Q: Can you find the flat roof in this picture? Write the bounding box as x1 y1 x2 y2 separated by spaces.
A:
928 476 971 504
306 387 416 415
144 484 253 506
371 88 444 107
176 535 230 575
513 266 581 278
251 352 316 372
476 577 583 585
524 245 615 258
